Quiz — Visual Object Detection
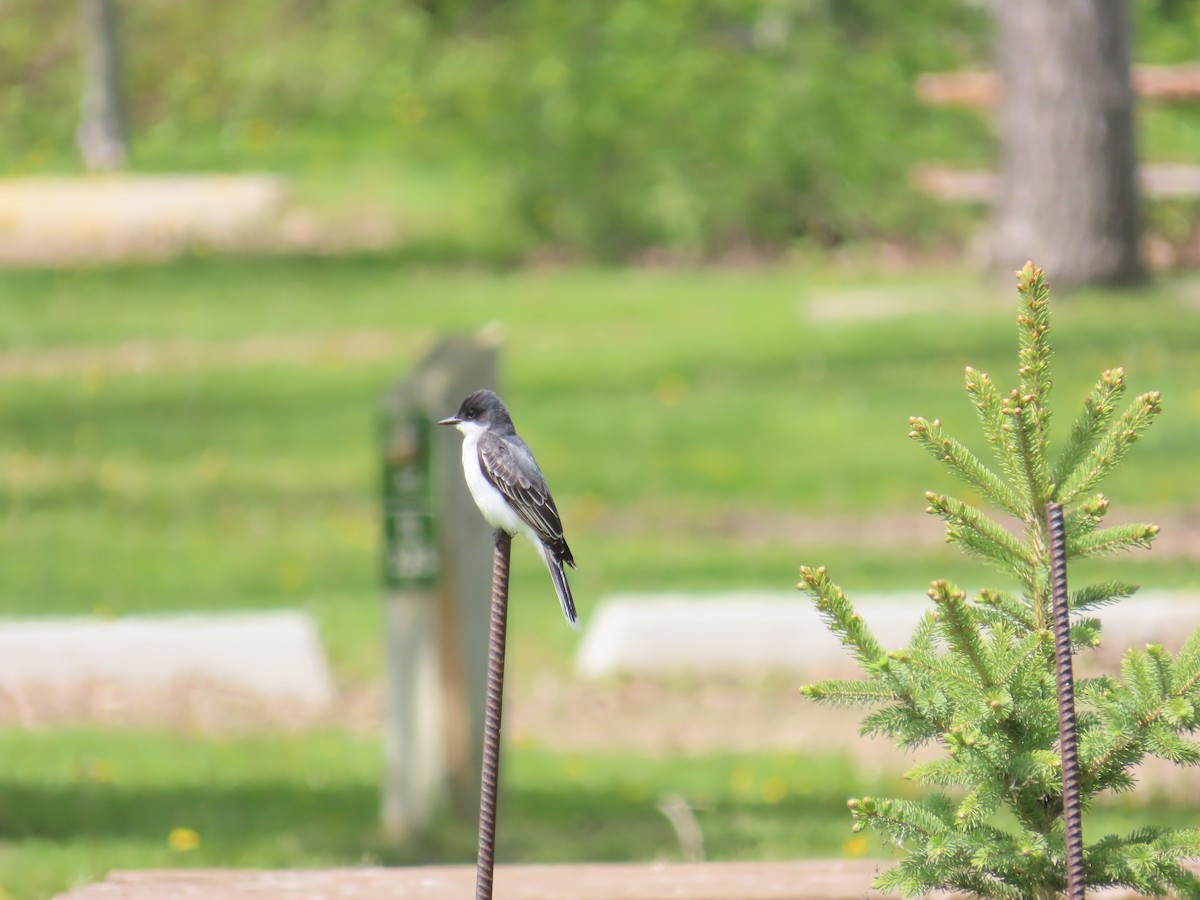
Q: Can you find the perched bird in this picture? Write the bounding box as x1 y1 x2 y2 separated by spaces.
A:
439 389 578 629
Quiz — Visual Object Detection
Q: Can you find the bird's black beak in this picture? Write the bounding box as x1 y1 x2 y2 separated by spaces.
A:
437 416 460 426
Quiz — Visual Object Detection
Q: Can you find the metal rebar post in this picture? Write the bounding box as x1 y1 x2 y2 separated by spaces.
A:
1047 501 1085 900
475 529 511 900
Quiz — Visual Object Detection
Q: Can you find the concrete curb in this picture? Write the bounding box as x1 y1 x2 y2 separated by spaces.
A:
577 591 1200 677
0 610 333 704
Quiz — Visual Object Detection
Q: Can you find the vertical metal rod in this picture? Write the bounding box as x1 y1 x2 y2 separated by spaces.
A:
475 529 511 900
1047 502 1085 900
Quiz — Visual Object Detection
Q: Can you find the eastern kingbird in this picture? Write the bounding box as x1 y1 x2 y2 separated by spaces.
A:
439 389 578 629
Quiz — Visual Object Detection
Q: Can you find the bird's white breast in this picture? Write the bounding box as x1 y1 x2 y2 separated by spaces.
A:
458 422 525 535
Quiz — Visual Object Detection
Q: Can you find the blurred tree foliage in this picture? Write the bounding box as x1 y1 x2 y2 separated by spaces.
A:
442 0 991 258
1 0 1198 258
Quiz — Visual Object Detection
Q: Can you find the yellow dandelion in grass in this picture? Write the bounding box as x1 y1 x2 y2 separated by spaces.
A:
729 764 755 796
621 784 649 804
278 561 310 592
842 834 871 858
760 776 788 805
562 755 589 781
0 883 11 900
72 758 115 784
245 119 275 151
168 827 200 852
79 370 105 397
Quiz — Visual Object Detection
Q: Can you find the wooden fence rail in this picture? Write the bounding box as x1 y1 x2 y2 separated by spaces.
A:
914 63 1200 204
917 63 1200 108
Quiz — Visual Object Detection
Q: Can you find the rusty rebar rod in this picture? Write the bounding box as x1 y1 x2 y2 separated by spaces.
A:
1047 502 1085 900
475 529 511 900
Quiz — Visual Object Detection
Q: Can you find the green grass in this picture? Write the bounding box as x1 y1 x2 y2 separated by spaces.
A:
3 259 1199 897
3 259 1200 676
0 730 897 900
3 729 1196 900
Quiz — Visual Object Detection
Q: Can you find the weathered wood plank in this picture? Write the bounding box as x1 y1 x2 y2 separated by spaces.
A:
54 860 1197 900
913 163 1200 202
917 63 1200 108
52 861 927 900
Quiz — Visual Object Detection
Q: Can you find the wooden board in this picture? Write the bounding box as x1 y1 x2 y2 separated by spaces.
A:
913 163 1200 202
917 64 1200 108
54 860 1190 900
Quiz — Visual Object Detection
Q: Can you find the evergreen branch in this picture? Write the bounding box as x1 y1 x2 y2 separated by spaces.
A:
1071 580 1139 613
1067 522 1159 560
801 679 897 706
1069 618 1103 653
849 795 949 843
1057 391 1164 504
860 704 942 749
890 646 984 695
1086 643 1200 783
955 778 1005 828
1173 630 1200 694
964 366 1032 518
1029 565 1053 632
1148 643 1174 699
1009 264 1054 524
1122 648 1164 711
1167 646 1200 704
1077 675 1118 705
906 758 969 788
879 863 1028 900
909 609 940 654
924 493 1034 583
992 631 1046 685
908 412 1025 517
797 565 884 668
964 366 1004 443
927 580 992 687
1144 724 1200 766
1064 492 1110 540
1015 264 1052 395
975 588 1035 631
1008 393 1051 521
1051 368 1127 491
1086 829 1200 899
1007 402 1053 629
1162 696 1197 729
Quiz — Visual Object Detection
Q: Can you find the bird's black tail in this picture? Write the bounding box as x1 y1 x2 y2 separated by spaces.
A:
539 542 578 630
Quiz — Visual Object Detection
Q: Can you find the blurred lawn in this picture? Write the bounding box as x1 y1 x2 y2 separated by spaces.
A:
3 729 1197 900
2 259 1199 677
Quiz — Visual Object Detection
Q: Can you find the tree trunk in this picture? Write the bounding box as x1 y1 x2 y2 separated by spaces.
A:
991 0 1143 288
78 0 127 171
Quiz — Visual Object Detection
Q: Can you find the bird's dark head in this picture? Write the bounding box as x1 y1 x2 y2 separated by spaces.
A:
438 389 514 433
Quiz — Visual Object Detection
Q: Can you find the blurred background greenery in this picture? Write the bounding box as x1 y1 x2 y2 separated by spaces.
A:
2 1 1200 898
5 0 1200 259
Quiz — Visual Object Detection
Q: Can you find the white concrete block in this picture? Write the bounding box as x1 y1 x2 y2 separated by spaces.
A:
576 591 1200 677
0 611 333 704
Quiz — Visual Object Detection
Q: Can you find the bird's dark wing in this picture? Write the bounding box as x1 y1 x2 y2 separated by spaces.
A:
477 431 574 565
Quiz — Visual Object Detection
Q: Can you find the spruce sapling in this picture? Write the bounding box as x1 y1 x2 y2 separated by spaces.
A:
799 263 1200 898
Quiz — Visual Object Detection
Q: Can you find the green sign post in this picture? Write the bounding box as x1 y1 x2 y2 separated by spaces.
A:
379 333 498 837
381 414 438 591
